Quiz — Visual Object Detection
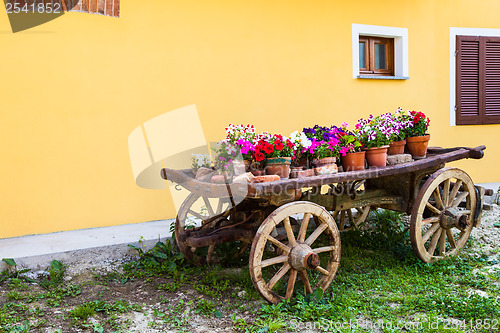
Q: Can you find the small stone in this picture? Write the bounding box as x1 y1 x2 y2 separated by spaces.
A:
211 175 226 183
314 164 338 175
387 154 412 165
195 167 215 181
237 290 247 298
233 172 254 183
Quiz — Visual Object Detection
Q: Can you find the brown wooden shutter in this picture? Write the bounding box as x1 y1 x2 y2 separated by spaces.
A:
484 37 500 124
456 36 481 125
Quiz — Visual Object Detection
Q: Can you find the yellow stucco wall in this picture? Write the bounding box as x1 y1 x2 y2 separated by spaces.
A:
1 0 499 238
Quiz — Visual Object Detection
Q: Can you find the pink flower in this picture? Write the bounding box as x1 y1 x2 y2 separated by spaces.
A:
342 122 349 128
340 147 349 156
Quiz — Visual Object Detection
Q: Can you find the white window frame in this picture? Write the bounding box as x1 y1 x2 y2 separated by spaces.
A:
352 24 409 79
450 27 500 126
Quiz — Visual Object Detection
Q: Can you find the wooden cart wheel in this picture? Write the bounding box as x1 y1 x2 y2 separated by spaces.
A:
333 206 371 231
249 202 341 304
175 193 240 265
410 167 476 263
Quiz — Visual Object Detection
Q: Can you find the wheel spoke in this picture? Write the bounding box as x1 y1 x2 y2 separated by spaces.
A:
426 202 441 215
202 197 215 217
297 213 311 242
187 209 205 221
451 191 469 208
305 223 328 246
449 180 463 206
283 217 297 246
267 235 291 254
438 229 446 256
216 199 225 215
267 263 290 290
313 246 337 254
261 255 288 268
433 188 444 209
285 270 298 299
427 228 442 256
422 216 440 225
299 270 313 294
315 266 330 275
443 179 451 206
446 229 457 249
422 222 441 243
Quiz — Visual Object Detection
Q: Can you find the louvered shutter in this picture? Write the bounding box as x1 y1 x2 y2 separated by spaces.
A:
456 36 481 125
484 37 500 124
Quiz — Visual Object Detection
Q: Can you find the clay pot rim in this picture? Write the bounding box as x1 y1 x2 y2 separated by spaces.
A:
407 134 430 141
342 150 365 155
362 145 390 151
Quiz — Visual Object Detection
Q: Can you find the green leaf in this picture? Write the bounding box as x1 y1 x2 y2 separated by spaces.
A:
214 310 223 318
2 258 16 267
127 244 143 254
313 287 324 301
152 251 168 259
51 260 64 271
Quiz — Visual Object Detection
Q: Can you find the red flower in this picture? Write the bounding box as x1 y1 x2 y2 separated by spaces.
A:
275 140 284 151
286 139 294 149
254 150 265 161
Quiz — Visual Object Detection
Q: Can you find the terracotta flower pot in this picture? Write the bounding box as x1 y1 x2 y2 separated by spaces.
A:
364 146 389 167
312 157 336 167
387 140 406 155
249 160 265 176
406 134 430 159
232 160 247 176
341 151 366 171
265 157 292 179
290 167 315 178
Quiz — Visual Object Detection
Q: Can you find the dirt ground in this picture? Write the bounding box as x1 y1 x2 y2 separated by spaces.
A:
1 202 499 332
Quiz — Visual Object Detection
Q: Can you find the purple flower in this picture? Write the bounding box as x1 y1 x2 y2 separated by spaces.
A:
368 131 376 141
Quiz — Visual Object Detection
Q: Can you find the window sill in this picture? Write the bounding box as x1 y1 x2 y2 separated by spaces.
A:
357 75 409 80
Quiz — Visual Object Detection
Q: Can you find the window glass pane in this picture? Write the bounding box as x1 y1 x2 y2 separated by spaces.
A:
359 42 365 68
375 43 387 69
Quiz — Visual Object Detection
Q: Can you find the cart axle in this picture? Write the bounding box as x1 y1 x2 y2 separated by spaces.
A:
289 243 320 270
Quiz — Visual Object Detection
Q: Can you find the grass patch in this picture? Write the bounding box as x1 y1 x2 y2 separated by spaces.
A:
1 210 499 332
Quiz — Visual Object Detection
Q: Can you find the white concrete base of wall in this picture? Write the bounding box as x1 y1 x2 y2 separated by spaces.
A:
478 183 500 204
0 219 174 271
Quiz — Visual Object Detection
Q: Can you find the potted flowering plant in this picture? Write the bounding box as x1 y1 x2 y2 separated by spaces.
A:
303 125 341 166
223 124 258 171
406 110 431 159
387 108 414 155
338 123 365 171
289 130 312 168
212 139 241 177
191 153 211 173
253 134 295 178
356 115 394 167
302 125 341 175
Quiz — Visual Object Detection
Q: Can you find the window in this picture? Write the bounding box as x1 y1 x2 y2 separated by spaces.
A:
455 35 500 125
352 24 409 80
359 36 394 76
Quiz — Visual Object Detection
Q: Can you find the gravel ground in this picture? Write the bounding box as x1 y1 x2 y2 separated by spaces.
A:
3 204 500 332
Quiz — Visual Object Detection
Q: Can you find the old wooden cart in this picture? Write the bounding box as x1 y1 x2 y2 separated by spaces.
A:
161 146 491 304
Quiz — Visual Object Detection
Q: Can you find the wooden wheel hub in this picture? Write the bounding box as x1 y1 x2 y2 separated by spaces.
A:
440 208 469 231
289 243 320 270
